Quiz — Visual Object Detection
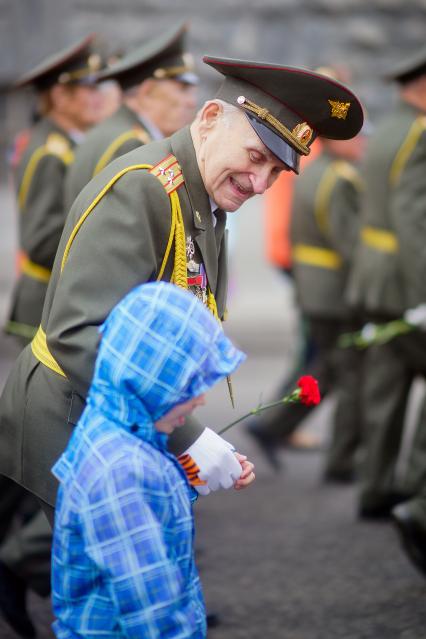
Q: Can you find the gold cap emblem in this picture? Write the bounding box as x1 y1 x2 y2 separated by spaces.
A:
88 53 101 71
153 68 167 79
58 71 71 84
292 122 313 146
328 99 351 120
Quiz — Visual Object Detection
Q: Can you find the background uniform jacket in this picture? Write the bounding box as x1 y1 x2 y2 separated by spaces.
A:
346 100 423 317
6 118 75 339
291 151 361 318
390 111 426 309
0 126 229 507
64 104 151 209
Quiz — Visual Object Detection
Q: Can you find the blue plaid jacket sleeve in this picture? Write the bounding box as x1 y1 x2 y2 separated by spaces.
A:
81 452 202 638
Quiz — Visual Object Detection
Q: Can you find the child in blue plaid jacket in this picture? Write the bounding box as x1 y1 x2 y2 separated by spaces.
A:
51 281 246 639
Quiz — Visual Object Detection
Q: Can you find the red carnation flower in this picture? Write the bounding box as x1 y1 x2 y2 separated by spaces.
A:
218 375 321 436
297 375 321 406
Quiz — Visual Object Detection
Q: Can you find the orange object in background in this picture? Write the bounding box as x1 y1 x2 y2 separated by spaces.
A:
264 140 322 270
16 251 25 275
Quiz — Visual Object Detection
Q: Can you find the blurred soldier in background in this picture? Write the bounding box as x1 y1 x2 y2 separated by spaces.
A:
261 138 322 452
5 34 103 343
0 35 103 639
249 68 367 476
384 46 426 576
346 46 426 521
291 129 366 480
65 23 198 208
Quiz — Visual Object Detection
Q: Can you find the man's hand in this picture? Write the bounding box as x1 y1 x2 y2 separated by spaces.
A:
178 427 254 495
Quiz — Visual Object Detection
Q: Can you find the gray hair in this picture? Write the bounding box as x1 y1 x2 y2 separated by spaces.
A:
194 98 241 126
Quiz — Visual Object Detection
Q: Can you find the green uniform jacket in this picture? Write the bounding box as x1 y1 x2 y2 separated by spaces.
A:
6 118 75 340
390 112 426 308
0 126 228 506
64 104 151 209
346 101 424 316
290 151 361 318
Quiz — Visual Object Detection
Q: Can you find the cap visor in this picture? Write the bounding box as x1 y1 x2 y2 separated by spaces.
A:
174 71 199 85
245 112 300 174
76 73 98 86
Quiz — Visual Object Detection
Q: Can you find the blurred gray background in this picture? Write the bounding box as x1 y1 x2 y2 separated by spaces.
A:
1 0 426 175
1 4 426 637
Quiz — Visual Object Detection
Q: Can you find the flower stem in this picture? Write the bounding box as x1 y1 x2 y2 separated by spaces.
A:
218 392 300 436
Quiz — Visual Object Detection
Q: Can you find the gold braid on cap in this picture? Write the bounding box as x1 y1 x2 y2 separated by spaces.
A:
153 53 195 79
58 54 102 84
153 65 191 79
236 96 312 155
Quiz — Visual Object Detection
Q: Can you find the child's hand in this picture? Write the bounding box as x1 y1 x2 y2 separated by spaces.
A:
233 452 255 490
179 427 244 495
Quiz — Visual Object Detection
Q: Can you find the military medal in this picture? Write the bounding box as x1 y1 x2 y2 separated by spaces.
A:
186 236 208 303
186 234 234 405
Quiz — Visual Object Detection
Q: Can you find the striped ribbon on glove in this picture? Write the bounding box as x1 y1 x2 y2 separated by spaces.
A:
178 453 207 487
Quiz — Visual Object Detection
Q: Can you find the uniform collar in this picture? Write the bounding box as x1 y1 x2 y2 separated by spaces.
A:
43 117 76 146
170 126 224 294
170 126 211 225
68 129 86 145
209 197 218 226
137 113 164 140
120 103 160 139
120 102 143 124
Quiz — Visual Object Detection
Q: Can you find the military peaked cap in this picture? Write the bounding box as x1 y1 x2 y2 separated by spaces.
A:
16 34 101 91
96 23 197 91
204 56 364 174
383 43 426 84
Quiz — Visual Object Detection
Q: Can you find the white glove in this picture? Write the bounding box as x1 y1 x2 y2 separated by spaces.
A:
404 304 426 329
180 427 242 496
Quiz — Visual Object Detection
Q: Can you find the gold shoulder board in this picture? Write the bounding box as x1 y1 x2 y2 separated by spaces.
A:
45 133 74 164
149 154 185 195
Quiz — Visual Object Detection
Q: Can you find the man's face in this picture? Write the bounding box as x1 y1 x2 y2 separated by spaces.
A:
155 394 206 435
61 84 104 130
197 107 290 212
146 79 197 137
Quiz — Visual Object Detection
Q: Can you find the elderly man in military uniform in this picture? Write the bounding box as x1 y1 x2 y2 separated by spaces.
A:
0 55 363 634
347 46 426 522
65 23 198 209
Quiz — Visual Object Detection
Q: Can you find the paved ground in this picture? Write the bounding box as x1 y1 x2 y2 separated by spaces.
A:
0 186 425 638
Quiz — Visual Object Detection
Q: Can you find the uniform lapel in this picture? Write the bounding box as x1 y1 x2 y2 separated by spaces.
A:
171 127 219 293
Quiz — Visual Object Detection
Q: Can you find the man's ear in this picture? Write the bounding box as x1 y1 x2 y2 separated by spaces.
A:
198 100 223 135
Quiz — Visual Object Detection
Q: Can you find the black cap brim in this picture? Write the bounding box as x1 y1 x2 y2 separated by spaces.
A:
15 34 97 89
245 112 300 174
383 44 426 82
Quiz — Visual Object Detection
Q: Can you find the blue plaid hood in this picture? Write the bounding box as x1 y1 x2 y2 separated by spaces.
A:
86 281 245 446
